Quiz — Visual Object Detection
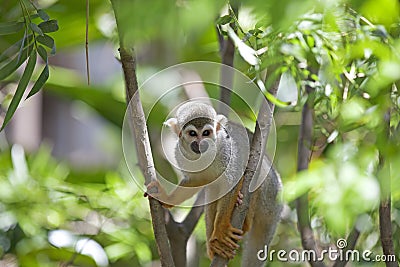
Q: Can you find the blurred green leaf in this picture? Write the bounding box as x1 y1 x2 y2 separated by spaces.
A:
0 44 33 81
361 0 400 27
105 243 133 261
1 49 36 130
0 35 32 64
216 15 233 25
227 26 259 66
46 83 126 128
0 22 23 35
264 90 291 107
27 65 49 99
21 247 98 267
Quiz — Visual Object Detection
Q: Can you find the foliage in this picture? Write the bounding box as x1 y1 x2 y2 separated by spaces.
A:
215 1 400 264
0 0 59 130
215 1 400 263
0 145 157 266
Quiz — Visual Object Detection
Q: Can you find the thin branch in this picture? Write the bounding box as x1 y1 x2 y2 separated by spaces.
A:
111 1 174 265
166 190 205 267
217 5 237 116
119 47 174 267
295 85 325 267
378 110 398 267
379 198 398 267
210 78 280 267
85 0 90 85
182 189 205 234
332 226 360 267
217 34 235 116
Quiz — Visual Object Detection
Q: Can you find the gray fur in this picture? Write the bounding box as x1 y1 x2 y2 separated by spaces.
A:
169 102 282 266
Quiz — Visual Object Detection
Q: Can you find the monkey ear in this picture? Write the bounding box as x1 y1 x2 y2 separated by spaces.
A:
164 118 180 136
216 114 227 132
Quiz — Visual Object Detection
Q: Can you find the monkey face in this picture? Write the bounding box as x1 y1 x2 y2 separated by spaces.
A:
182 124 215 154
163 103 227 161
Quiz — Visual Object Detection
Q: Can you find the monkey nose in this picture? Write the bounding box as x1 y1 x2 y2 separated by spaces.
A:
199 141 209 153
190 141 201 154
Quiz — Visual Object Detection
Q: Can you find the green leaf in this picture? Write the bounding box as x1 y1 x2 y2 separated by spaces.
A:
0 35 33 64
0 44 33 81
227 27 259 65
37 10 50 21
20 247 97 267
38 20 59 33
249 29 263 36
1 50 37 131
0 43 19 64
264 90 291 107
0 22 24 35
37 45 48 62
30 22 43 36
27 65 49 99
29 14 39 20
37 34 55 49
216 15 233 25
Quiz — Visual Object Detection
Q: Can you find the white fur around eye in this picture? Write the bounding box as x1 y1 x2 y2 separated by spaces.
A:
184 125 197 133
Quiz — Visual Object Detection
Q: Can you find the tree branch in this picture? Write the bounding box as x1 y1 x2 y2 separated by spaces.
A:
119 47 175 267
332 226 360 267
378 110 398 267
217 4 237 116
111 1 174 265
85 0 90 85
210 79 280 267
295 85 326 267
166 190 205 267
379 198 398 267
182 189 206 234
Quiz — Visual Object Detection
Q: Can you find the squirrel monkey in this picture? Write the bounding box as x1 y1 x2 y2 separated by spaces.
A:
147 101 282 266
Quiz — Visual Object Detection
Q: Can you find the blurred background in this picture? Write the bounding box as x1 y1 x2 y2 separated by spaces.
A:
0 0 400 266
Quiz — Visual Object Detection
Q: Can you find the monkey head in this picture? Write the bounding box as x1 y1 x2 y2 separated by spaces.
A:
164 102 227 155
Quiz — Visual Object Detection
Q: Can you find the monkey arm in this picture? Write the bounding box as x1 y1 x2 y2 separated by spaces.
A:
146 178 201 208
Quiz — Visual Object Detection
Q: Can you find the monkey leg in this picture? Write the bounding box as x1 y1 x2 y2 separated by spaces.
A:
209 222 243 259
208 179 245 259
205 202 217 259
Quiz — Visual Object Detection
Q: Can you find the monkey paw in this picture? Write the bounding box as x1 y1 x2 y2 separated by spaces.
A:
209 225 243 259
144 180 174 209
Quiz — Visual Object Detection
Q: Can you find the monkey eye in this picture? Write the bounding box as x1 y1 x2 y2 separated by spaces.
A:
188 130 197 137
202 130 210 136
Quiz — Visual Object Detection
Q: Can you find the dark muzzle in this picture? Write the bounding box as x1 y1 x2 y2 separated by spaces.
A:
191 141 209 154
